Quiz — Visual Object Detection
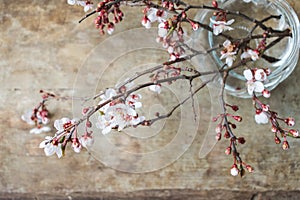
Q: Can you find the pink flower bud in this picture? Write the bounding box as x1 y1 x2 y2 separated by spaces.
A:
86 120 92 128
262 89 271 98
289 129 299 137
271 126 278 133
238 137 246 144
212 0 218 8
261 104 269 112
231 105 239 112
233 115 242 122
285 117 295 127
191 22 200 31
246 165 254 173
215 124 222 133
215 132 221 141
225 146 231 155
224 131 230 139
274 136 281 144
282 140 289 150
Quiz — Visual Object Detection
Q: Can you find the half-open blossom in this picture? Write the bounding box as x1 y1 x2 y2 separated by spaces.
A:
210 18 235 35
220 40 237 67
79 135 94 148
230 164 239 176
39 136 63 158
241 49 259 61
72 138 82 153
255 110 269 124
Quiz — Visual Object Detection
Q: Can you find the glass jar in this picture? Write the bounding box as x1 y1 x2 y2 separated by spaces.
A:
192 0 300 98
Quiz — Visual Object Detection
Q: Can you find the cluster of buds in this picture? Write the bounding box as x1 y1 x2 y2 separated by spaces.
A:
253 95 299 150
94 0 124 34
21 90 53 134
213 103 254 176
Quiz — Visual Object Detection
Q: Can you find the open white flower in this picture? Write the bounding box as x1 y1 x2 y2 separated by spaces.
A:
54 117 76 133
247 80 265 95
210 18 235 35
241 49 259 61
243 68 268 95
243 0 252 3
255 111 269 124
142 8 167 29
158 22 169 38
96 103 144 134
39 136 63 158
220 40 237 67
147 8 167 23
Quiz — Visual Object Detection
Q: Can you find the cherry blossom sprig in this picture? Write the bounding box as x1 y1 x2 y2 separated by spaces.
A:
213 71 254 177
21 0 299 177
252 94 299 150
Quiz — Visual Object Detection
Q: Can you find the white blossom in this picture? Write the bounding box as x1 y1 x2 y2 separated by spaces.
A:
142 8 167 29
220 40 237 67
210 18 235 35
243 69 268 96
230 165 239 176
54 117 76 133
247 80 265 95
158 22 168 38
255 111 269 124
39 136 63 158
96 103 144 134
241 49 259 61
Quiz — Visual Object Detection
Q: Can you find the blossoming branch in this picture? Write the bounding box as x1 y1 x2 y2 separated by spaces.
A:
22 0 299 177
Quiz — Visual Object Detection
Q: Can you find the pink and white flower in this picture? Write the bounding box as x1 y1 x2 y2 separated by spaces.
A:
141 8 167 29
241 49 259 61
243 69 269 96
39 136 63 158
79 135 94 148
220 40 237 67
68 0 93 12
210 18 235 35
255 110 269 124
22 110 51 134
54 117 77 133
96 103 144 134
230 164 239 176
71 138 82 153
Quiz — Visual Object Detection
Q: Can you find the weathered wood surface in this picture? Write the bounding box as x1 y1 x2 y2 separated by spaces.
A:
1 0 300 199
